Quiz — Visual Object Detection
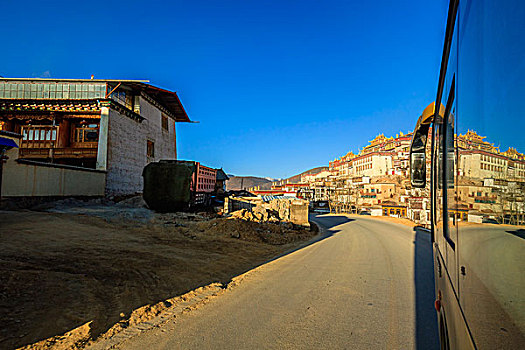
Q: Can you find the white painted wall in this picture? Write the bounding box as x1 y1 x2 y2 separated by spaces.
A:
2 146 105 197
105 97 177 196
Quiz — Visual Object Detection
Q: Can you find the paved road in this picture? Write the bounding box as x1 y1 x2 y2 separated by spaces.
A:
121 215 439 350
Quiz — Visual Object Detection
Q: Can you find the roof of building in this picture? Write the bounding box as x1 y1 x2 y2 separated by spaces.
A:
0 136 18 148
0 78 191 122
0 130 22 139
216 168 229 181
381 200 406 207
261 195 285 202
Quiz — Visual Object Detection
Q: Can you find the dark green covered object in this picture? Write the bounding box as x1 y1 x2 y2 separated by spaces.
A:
142 160 195 212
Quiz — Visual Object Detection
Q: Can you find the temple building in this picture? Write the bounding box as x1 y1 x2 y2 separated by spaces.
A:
0 78 191 196
457 130 525 181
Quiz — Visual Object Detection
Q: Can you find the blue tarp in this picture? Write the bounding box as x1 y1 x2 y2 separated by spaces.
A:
0 137 18 148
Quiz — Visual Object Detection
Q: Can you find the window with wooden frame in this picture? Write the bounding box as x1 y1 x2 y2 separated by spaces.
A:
21 125 58 148
147 140 155 158
161 115 169 131
72 123 99 144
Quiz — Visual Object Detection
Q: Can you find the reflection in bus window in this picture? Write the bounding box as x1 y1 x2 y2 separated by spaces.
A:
453 0 525 348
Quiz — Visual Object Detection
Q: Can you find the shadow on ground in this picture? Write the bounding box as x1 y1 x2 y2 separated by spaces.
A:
309 214 354 236
252 214 354 273
506 228 525 240
413 226 439 349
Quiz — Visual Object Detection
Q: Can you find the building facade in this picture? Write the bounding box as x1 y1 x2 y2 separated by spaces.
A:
0 78 191 196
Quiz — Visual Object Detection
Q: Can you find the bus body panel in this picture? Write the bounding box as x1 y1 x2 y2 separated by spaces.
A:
425 0 525 348
434 246 475 350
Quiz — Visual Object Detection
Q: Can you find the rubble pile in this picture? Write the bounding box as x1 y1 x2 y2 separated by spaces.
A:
229 207 280 223
225 197 309 226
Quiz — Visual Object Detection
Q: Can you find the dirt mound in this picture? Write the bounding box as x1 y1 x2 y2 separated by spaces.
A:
194 218 313 245
114 195 148 209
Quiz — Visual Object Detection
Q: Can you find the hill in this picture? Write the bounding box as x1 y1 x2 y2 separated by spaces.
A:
226 176 273 191
274 166 329 185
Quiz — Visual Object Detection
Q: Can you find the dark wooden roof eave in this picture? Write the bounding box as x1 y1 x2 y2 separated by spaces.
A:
123 82 191 122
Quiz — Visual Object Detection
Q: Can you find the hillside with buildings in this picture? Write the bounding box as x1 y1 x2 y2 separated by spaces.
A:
249 129 525 226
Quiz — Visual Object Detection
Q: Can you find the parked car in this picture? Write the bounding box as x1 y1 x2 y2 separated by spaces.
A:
482 217 499 224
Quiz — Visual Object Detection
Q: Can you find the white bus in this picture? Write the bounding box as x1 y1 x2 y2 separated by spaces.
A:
410 0 525 348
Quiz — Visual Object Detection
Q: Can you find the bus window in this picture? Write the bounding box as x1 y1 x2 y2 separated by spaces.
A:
443 77 457 250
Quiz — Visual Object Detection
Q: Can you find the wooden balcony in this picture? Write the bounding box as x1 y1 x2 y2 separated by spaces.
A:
19 147 98 159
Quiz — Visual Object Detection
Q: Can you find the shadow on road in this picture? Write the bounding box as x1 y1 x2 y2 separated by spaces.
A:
506 228 525 240
265 214 354 265
413 226 439 349
309 214 354 236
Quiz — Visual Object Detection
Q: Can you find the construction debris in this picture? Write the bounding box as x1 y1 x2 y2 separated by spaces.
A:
224 196 309 226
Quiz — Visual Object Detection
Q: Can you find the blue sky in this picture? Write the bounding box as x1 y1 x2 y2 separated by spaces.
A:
0 0 447 178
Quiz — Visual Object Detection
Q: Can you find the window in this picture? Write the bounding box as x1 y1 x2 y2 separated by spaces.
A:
0 81 106 99
161 115 169 131
72 123 99 143
147 140 155 158
111 88 134 110
21 125 58 144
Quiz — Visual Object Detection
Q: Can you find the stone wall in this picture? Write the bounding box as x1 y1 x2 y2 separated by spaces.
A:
105 97 177 196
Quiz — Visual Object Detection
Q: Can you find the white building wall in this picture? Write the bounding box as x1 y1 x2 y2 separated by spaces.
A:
106 109 145 195
356 154 393 177
105 97 177 196
140 96 177 161
371 155 393 176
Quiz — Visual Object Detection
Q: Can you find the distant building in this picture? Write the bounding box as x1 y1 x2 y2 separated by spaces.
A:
249 182 310 198
215 169 229 193
457 130 525 181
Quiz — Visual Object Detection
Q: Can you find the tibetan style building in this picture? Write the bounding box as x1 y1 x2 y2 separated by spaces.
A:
0 78 191 197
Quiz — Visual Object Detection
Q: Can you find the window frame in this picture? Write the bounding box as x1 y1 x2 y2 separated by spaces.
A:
147 139 155 158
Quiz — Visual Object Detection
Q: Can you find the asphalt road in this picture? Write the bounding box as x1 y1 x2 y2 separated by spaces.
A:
121 214 439 350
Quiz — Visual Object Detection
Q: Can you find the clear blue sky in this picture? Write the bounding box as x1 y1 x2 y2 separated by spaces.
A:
0 0 447 179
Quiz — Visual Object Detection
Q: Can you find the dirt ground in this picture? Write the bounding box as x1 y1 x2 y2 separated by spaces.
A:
0 201 316 350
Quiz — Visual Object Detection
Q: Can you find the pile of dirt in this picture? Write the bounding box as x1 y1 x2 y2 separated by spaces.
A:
0 207 316 350
194 218 314 245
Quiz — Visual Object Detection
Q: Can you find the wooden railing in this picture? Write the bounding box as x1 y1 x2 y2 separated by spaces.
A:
19 147 98 159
